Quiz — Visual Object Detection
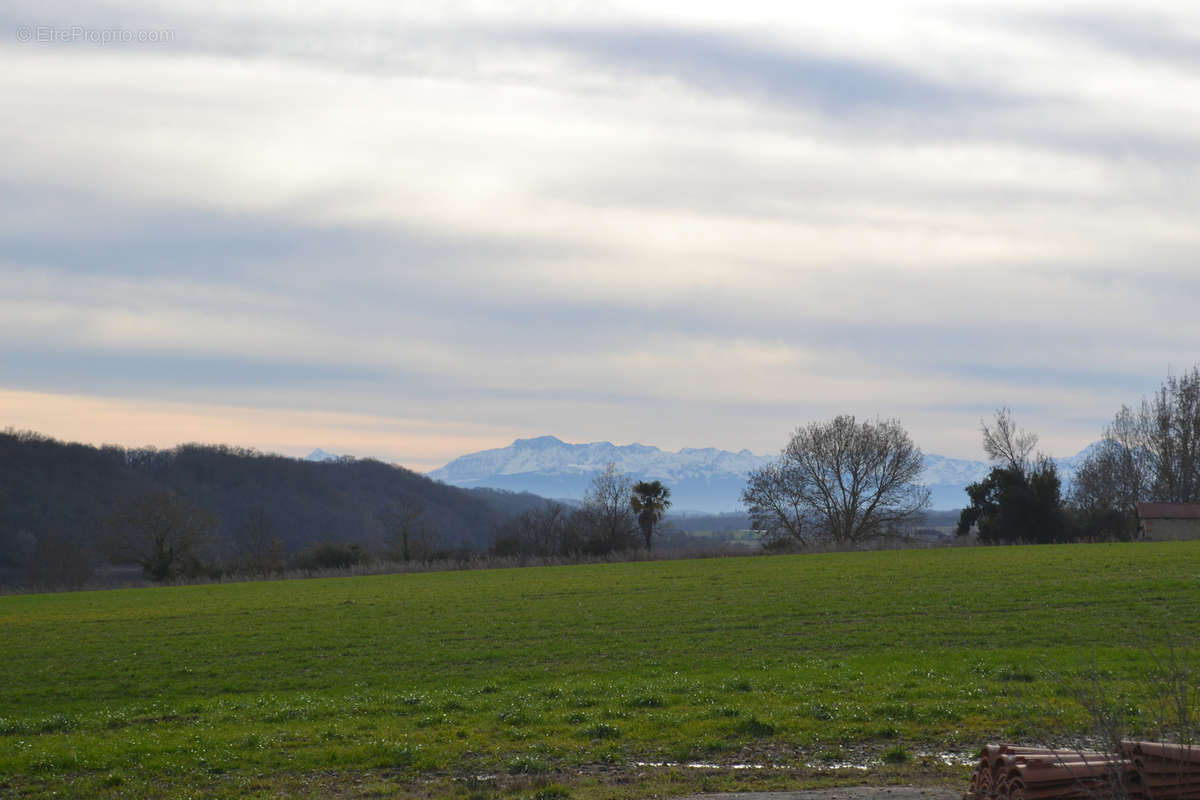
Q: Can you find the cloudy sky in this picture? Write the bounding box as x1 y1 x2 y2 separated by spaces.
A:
2 1 1199 471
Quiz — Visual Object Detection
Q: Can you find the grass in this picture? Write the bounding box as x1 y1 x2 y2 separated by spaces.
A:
1 541 1199 798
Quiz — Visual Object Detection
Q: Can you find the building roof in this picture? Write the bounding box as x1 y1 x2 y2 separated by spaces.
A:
1137 503 1200 520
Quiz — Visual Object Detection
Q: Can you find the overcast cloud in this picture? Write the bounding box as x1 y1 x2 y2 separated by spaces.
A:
2 1 1199 469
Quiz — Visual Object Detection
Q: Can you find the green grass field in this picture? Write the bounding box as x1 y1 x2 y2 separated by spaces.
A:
2 542 1199 799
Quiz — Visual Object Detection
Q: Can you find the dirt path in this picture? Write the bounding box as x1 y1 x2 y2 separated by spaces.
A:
675 785 962 800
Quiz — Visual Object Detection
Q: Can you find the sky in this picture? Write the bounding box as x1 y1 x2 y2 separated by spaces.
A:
2 1 1199 472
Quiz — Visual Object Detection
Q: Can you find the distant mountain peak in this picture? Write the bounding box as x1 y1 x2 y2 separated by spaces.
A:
512 435 568 448
305 448 341 462
428 435 1103 513
429 436 774 513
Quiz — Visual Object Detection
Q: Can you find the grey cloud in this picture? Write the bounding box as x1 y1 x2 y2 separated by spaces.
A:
1 198 566 289
925 357 1162 398
6 176 1195 361
3 1 1197 458
2 349 386 397
8 3 1197 165
513 24 1010 116
3 2 1011 116
1 328 659 420
513 22 1200 165
12 234 1195 382
1008 10 1200 67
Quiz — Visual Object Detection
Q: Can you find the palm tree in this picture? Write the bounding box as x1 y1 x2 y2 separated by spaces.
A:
631 481 671 551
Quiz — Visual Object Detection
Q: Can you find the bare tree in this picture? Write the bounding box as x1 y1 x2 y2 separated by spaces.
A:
235 504 284 574
527 501 576 555
579 463 639 555
1074 367 1200 520
742 415 930 548
981 406 1040 477
407 520 441 562
491 501 577 557
1072 405 1150 517
959 411 1068 543
379 496 439 562
740 460 811 547
1145 368 1200 503
107 490 217 582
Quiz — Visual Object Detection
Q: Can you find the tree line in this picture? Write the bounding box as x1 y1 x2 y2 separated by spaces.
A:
739 366 1200 548
0 431 692 589
7 365 1195 587
957 366 1200 543
490 464 673 558
1071 366 1200 538
0 431 547 588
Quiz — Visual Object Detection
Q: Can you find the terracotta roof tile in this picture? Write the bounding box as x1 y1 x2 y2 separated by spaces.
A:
1136 503 1200 520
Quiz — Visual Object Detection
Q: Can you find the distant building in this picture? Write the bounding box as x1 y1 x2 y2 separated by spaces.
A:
1136 503 1200 541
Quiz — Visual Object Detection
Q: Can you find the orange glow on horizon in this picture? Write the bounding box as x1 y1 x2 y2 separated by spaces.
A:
0 389 503 473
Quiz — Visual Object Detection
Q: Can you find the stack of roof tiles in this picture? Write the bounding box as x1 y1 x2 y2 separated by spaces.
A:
1121 742 1200 800
966 742 1200 800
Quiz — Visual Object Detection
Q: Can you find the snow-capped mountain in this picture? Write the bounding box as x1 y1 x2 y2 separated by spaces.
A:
304 448 342 462
428 436 768 513
432 435 766 483
428 435 1101 513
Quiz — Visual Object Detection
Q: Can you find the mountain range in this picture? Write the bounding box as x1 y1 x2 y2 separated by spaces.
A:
425 435 1102 513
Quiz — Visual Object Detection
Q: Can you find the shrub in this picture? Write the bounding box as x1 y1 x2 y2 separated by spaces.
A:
291 541 367 571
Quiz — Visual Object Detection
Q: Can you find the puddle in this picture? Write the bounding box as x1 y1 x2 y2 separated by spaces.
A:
636 752 976 772
635 761 785 770
807 752 976 769
925 751 978 766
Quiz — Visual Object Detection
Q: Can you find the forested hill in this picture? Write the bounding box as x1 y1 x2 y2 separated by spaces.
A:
0 429 545 576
